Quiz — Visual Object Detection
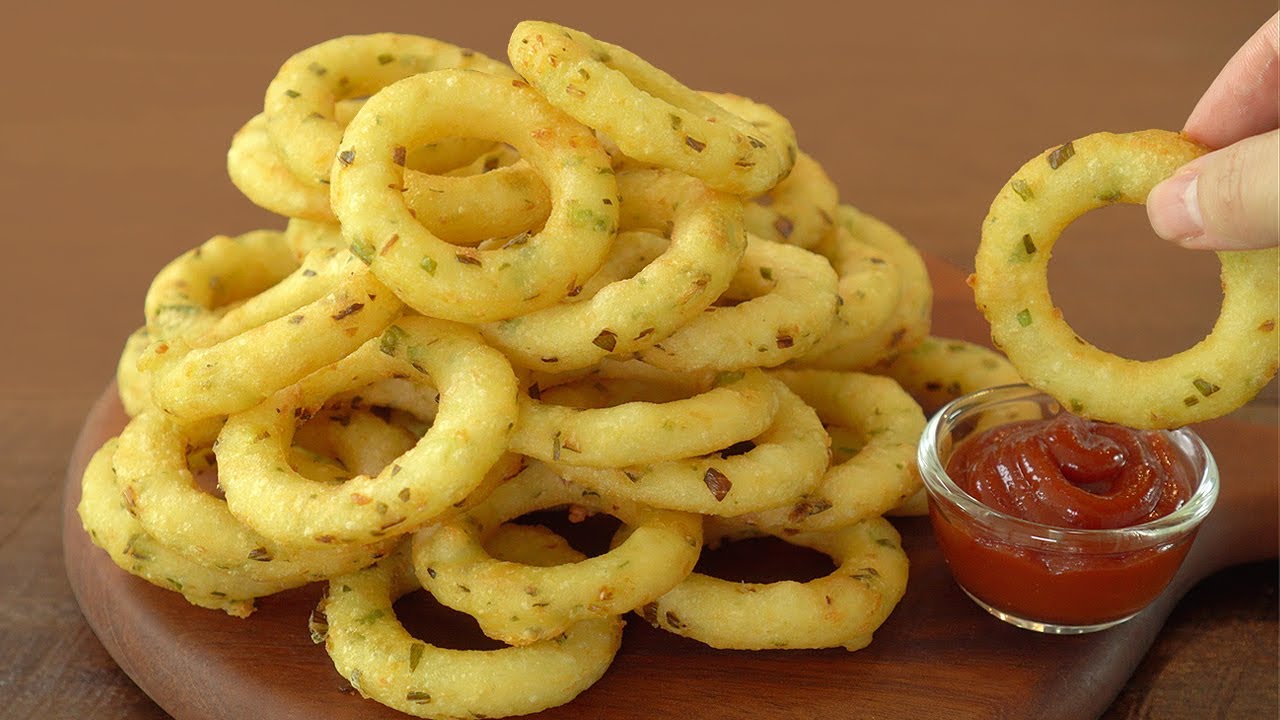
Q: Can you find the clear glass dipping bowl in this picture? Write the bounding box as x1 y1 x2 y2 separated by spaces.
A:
917 384 1219 634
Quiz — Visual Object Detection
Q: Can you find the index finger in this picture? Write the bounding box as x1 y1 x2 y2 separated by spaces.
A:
1184 13 1279 148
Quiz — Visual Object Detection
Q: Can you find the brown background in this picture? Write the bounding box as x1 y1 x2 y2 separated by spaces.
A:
1 0 1276 718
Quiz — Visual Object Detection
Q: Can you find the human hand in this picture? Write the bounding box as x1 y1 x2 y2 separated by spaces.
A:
1147 13 1279 250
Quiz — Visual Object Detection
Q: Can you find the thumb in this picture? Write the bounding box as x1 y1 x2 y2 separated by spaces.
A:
1146 129 1279 250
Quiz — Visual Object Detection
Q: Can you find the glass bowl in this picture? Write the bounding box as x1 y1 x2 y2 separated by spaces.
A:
917 384 1219 634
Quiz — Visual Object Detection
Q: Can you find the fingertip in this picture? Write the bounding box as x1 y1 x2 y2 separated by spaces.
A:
1146 171 1205 245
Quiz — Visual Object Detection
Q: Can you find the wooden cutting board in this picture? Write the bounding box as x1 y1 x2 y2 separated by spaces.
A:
62 258 1279 720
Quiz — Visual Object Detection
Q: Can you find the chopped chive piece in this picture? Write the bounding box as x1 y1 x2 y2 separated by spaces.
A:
1192 378 1220 396
1047 141 1075 169
1016 309 1032 327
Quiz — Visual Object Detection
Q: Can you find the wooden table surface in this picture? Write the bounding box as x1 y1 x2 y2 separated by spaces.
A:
2 1 1276 718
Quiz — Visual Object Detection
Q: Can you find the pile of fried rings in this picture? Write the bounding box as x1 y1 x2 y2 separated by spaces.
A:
80 21 1022 720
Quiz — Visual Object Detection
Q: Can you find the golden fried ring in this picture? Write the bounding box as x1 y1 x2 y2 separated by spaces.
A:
330 69 619 323
876 336 1022 415
113 413 396 583
80 440 289 617
480 168 746 370
320 538 622 719
743 151 838 250
638 235 838 372
399 148 552 247
735 370 924 533
143 230 297 343
638 517 908 651
795 204 932 370
141 248 403 421
796 224 902 361
284 218 346 263
508 21 797 195
553 377 827 515
411 463 702 645
509 366 779 467
974 129 1279 428
263 33 513 186
116 327 153 417
314 408 421 478
231 114 554 243
227 114 336 222
217 317 518 547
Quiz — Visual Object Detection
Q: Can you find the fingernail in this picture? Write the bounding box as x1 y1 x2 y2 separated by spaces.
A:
1147 171 1204 245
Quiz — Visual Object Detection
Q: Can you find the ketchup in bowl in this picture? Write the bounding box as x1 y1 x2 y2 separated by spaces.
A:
917 385 1219 634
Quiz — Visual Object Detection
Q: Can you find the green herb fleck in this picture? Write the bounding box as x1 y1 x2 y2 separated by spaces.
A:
350 239 375 264
1193 378 1220 397
380 325 407 355
408 642 425 671
1016 309 1032 327
420 256 438 275
714 371 745 386
1011 179 1034 201
1047 141 1075 169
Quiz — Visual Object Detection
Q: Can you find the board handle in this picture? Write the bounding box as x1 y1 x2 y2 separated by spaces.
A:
1172 416 1278 593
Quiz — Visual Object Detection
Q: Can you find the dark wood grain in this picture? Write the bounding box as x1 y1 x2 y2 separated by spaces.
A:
60 261 1279 720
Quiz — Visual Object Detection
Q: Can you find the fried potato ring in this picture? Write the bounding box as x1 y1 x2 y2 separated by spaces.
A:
232 113 554 243
480 167 745 370
399 146 552 247
330 69 618 323
412 463 702 645
263 33 513 186
973 129 1279 428
795 224 901 361
80 440 292 617
510 366 779 467
217 317 518 547
553 377 827 515
734 370 924 533
638 517 908 651
638 235 838 372
320 540 622 719
143 230 297 342
113 412 396 584
795 204 932 370
142 248 402 421
508 21 797 195
338 99 499 174
876 336 1022 415
284 218 346 262
116 327 153 417
870 337 1021 517
743 151 838 250
306 408 421 478
228 114 336 222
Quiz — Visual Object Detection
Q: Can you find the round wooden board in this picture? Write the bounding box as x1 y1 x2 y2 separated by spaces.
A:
63 258 1278 720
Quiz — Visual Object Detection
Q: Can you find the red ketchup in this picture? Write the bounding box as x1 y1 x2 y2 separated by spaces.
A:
932 413 1198 626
